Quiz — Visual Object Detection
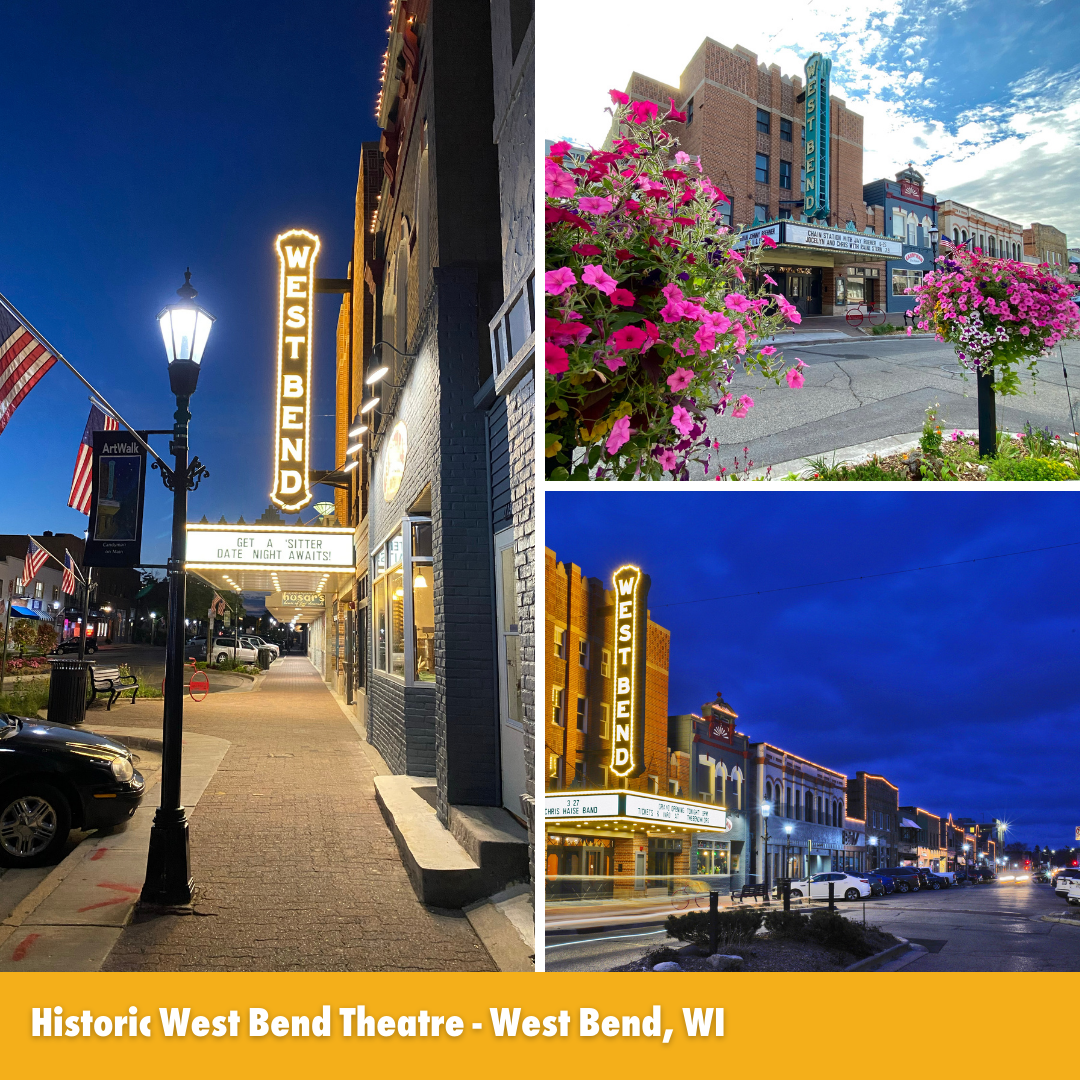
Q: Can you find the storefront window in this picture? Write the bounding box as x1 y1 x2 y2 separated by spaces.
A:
498 542 522 722
388 566 405 676
374 576 387 671
413 564 434 681
835 276 847 305
846 276 864 302
373 518 433 683
696 840 730 875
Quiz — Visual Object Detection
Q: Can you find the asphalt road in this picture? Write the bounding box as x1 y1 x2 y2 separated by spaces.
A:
544 883 1080 972
101 644 246 694
697 336 1080 476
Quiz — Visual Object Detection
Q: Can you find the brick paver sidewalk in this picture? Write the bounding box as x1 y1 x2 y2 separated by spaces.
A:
101 657 495 971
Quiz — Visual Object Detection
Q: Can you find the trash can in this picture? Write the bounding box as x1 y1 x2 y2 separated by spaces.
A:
46 658 93 725
257 647 273 671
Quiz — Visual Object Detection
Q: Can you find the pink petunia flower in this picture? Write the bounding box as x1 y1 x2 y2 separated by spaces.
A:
609 89 630 105
731 394 754 418
571 243 602 256
610 326 648 351
655 448 678 471
545 165 576 199
724 293 752 312
760 235 777 248
606 415 632 454
545 267 577 295
666 367 694 391
548 141 572 157
674 151 691 165
759 345 777 356
785 368 804 388
610 288 636 307
671 406 694 436
582 264 617 295
629 100 659 125
545 343 569 376
578 195 613 215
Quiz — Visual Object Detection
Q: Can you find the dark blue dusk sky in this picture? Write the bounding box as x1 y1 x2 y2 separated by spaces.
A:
546 491 1080 850
0 2 386 563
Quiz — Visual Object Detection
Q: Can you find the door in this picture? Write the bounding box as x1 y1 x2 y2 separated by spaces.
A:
494 528 526 817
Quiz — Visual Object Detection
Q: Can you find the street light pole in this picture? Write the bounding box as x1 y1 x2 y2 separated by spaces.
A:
140 271 213 908
761 801 771 897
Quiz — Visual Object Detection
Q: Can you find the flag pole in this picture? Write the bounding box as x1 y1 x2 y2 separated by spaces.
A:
0 290 167 469
0 591 12 692
25 534 85 584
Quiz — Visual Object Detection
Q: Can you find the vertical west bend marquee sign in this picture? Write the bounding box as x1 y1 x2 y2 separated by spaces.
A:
271 229 321 512
610 565 650 779
803 53 832 221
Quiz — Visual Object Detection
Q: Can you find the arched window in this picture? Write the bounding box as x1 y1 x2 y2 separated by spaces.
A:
953 227 960 243
765 780 773 808
834 800 840 827
795 790 802 821
415 120 430 306
989 236 996 256
717 764 727 808
961 229 967 243
785 786 792 818
395 219 410 364
816 794 822 823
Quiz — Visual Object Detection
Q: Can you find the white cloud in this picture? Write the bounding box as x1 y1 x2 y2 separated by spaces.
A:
538 0 1080 243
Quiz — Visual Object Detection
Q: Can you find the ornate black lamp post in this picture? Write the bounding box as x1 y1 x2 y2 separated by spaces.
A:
140 270 213 907
760 800 772 896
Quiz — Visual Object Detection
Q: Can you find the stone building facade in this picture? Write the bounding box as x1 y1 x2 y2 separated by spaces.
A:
1024 222 1070 275
937 199 1023 261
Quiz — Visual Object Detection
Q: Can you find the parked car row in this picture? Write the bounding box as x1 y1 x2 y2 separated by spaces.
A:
783 864 996 901
1052 868 1080 904
184 635 280 665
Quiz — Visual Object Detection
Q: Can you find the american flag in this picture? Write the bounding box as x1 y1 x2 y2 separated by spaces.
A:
212 593 227 616
0 299 59 436
24 538 48 583
62 551 77 596
68 404 119 514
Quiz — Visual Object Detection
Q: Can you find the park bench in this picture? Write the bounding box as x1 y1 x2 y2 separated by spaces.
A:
89 665 139 710
730 883 770 904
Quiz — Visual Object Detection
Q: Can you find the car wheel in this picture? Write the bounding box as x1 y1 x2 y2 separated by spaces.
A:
932 881 941 890
897 882 909 893
845 888 860 901
215 653 228 665
789 889 803 898
0 783 72 868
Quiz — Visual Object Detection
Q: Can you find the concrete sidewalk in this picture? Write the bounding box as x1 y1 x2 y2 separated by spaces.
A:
95 657 503 971
0 727 228 971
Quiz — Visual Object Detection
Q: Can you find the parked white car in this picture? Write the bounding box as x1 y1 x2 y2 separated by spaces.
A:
1065 881 1080 906
1054 870 1080 897
242 635 279 659
788 872 872 901
210 636 258 665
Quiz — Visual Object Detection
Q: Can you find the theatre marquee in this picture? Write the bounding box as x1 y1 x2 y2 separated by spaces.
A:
185 524 354 571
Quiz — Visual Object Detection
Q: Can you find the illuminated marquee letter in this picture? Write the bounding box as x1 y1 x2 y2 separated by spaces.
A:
271 228 320 512
609 565 650 779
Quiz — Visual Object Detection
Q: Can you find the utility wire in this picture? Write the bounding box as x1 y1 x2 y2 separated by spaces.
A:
655 540 1080 608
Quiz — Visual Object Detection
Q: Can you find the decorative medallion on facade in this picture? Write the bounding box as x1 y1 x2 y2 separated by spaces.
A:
610 564 649 779
271 228 321 512
383 420 408 501
803 53 832 220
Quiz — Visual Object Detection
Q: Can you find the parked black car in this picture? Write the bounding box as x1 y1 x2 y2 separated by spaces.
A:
48 639 97 655
870 871 897 894
863 872 887 897
0 712 144 867
878 866 922 893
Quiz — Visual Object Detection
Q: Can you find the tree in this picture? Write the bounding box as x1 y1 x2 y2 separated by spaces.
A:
34 622 57 653
9 620 37 657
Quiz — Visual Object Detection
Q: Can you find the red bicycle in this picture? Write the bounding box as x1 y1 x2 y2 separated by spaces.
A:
845 303 886 327
159 657 210 701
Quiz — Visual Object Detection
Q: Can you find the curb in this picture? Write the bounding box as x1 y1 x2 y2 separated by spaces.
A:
1040 914 1080 927
844 935 918 971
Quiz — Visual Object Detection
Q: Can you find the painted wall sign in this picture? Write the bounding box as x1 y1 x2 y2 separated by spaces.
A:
784 223 904 257
383 420 408 501
185 525 354 570
904 251 925 264
900 179 923 200
610 564 649 779
83 430 147 568
271 228 321 513
281 591 325 607
803 53 832 220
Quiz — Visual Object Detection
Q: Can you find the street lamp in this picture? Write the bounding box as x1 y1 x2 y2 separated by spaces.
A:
784 823 793 879
141 270 214 909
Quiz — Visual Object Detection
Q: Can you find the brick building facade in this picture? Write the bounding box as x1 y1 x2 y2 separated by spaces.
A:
328 1 534 869
614 39 906 316
937 199 1023 262
1024 221 1070 275
846 771 900 869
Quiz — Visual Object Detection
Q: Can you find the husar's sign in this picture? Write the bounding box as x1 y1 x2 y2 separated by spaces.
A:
271 229 320 512
610 564 649 779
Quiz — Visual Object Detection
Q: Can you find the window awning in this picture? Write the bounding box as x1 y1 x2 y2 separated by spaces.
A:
900 818 920 830
10 605 49 620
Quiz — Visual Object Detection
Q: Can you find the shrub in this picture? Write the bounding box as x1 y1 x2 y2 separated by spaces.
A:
665 907 763 946
919 403 943 456
987 456 1077 481
0 680 52 718
805 909 877 959
806 460 905 481
762 909 809 939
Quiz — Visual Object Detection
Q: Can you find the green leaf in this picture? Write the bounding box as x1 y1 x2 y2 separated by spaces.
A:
549 466 570 480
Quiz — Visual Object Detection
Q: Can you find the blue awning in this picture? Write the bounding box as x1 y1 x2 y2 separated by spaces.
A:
10 605 49 620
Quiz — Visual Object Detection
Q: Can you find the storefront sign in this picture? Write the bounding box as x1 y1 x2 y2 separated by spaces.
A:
610 564 649 778
383 420 408 501
281 592 324 607
83 430 147 568
842 829 863 846
730 223 781 250
545 793 620 820
803 53 832 220
185 525 354 570
900 179 922 199
625 794 728 831
271 228 321 513
785 223 903 257
904 251 925 264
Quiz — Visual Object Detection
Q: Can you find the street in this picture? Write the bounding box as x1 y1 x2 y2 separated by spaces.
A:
698 336 1080 476
100 643 253 694
544 883 1080 972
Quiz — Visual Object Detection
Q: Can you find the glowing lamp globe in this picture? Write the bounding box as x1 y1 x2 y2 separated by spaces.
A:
158 269 215 396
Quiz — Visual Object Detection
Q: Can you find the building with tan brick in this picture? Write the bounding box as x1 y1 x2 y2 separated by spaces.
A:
613 38 906 316
937 199 1023 262
1024 221 1070 275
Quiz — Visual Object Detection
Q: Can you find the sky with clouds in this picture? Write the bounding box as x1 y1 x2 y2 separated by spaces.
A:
546 491 1080 850
538 0 1080 244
